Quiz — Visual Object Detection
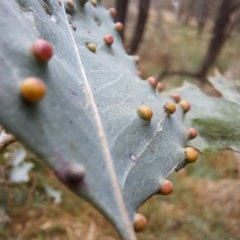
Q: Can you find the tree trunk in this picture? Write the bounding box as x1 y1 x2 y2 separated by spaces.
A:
128 0 150 54
115 0 129 40
197 0 235 80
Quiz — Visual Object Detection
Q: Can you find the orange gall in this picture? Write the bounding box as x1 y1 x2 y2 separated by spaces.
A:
185 147 198 163
134 213 147 232
159 179 173 195
20 77 46 103
179 100 191 112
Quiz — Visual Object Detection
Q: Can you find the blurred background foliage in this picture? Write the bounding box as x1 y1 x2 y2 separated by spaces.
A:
1 0 240 239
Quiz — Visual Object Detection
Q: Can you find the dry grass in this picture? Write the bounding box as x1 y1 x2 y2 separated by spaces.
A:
1 147 240 240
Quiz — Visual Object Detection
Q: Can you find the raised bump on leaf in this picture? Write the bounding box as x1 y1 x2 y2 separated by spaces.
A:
31 39 53 63
159 179 173 195
104 34 114 46
170 93 181 103
137 105 153 121
138 70 143 77
109 7 117 17
91 0 97 7
20 77 46 103
185 147 198 163
65 0 75 10
134 213 147 233
65 163 85 184
156 82 164 92
115 22 124 32
133 55 140 64
164 102 176 115
180 100 191 112
188 127 197 140
86 43 96 53
70 24 76 31
147 77 157 88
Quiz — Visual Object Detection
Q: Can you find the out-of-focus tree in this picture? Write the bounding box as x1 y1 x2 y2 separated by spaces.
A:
159 0 240 81
128 0 150 54
114 0 150 53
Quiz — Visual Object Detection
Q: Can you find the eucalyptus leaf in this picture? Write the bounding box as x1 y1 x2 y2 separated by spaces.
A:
0 1 194 238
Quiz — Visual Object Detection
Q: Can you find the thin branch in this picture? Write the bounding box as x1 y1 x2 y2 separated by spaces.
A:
0 130 17 153
128 0 150 53
158 70 200 81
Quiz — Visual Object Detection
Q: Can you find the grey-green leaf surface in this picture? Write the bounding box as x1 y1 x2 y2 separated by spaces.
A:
208 70 240 105
0 1 190 239
169 82 240 153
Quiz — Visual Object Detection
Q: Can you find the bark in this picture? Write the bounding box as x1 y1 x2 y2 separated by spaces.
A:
128 0 150 54
197 0 237 80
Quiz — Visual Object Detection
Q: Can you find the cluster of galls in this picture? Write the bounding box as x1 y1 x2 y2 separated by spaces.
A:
20 39 53 103
20 38 86 182
59 3 123 54
24 4 198 235
135 87 198 233
86 19 123 53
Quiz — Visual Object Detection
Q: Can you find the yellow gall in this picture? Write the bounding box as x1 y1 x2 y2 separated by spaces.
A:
91 0 97 7
20 77 46 103
185 147 198 163
179 100 191 112
159 179 173 195
86 43 96 53
134 213 147 232
137 105 153 121
164 102 176 115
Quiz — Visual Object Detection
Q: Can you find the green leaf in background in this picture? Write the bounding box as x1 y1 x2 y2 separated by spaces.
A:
169 78 240 153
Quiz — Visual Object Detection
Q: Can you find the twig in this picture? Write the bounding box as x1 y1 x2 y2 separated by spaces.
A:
0 130 17 153
158 70 200 81
26 175 37 207
0 165 10 203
